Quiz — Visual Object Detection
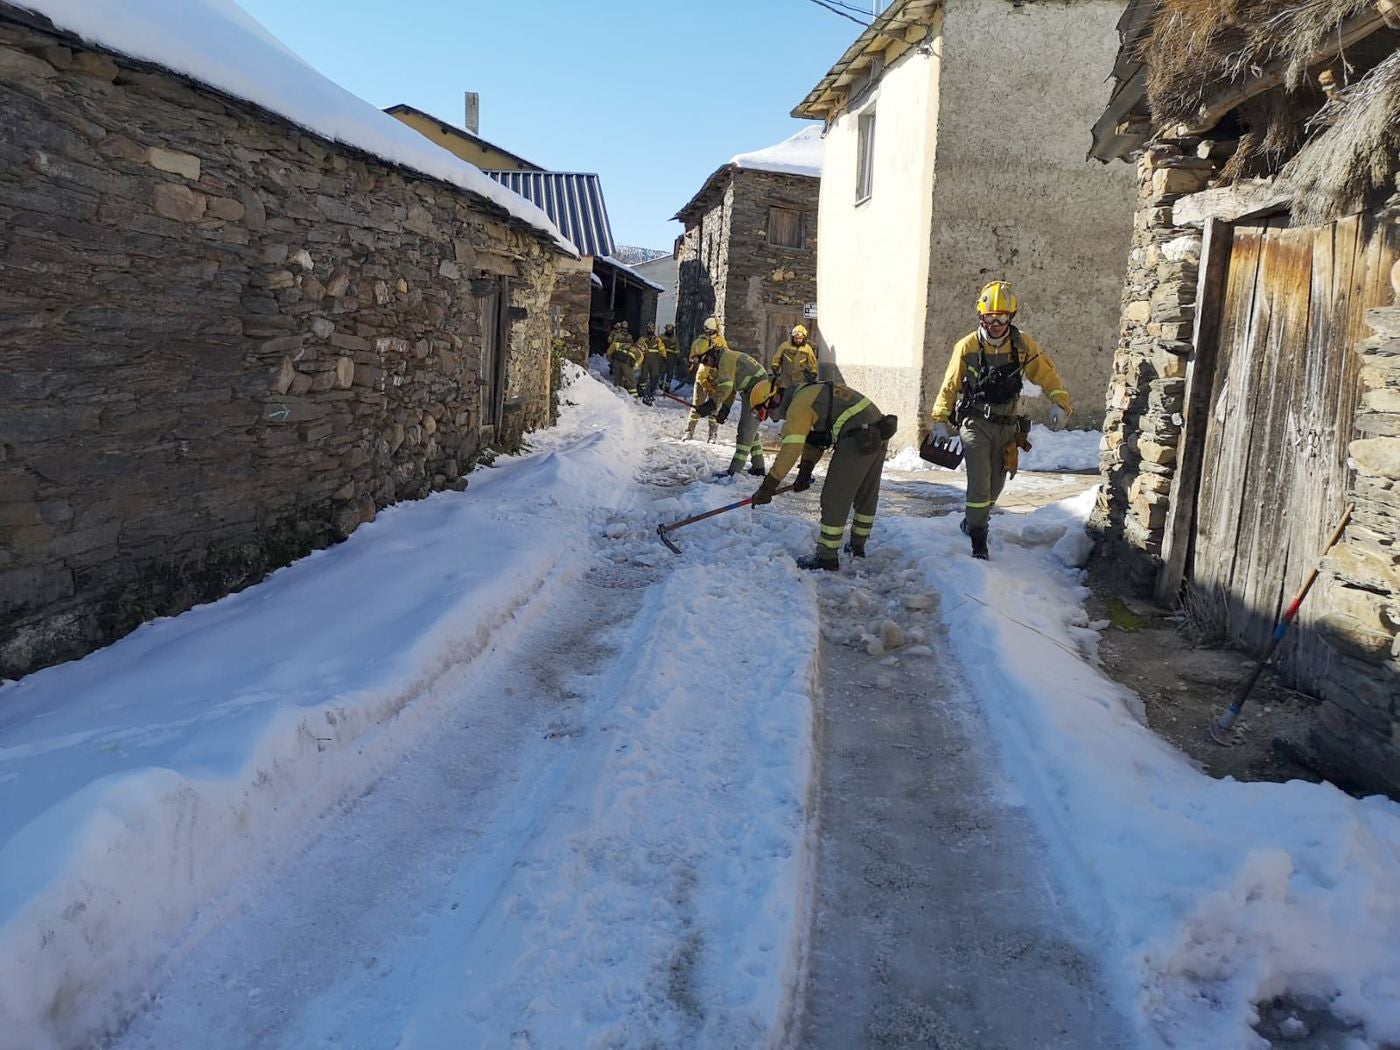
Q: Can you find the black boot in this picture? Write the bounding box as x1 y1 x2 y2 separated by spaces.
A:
969 526 989 560
843 540 866 558
796 554 840 572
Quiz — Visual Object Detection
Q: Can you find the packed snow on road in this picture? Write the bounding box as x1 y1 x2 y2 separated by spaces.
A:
2 366 1398 1050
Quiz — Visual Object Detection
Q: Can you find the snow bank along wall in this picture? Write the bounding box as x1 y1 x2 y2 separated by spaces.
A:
0 12 562 680
675 167 819 365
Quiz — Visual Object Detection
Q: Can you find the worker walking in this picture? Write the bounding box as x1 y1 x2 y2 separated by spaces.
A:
694 337 769 477
771 324 819 391
635 322 667 404
750 378 896 571
928 281 1071 560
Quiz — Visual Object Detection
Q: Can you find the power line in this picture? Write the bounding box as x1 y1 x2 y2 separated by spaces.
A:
799 0 872 28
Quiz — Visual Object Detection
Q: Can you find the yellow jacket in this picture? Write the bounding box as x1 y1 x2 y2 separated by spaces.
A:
771 340 818 386
931 328 1070 423
693 363 717 401
769 382 882 482
712 348 767 407
636 335 666 357
608 337 642 367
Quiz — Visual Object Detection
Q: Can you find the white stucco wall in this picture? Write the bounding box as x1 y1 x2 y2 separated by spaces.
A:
920 0 1136 430
813 10 945 445
633 255 678 329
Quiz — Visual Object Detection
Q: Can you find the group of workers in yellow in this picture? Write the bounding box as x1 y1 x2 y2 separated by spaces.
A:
620 281 1071 569
606 321 679 404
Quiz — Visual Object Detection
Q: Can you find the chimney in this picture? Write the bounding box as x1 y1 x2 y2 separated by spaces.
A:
464 92 480 135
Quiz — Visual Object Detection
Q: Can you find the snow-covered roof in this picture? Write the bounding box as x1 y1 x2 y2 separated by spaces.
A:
9 0 577 254
729 126 824 178
597 255 666 293
672 125 824 223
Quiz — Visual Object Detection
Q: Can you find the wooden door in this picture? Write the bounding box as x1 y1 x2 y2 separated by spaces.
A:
479 279 509 432
1188 213 1397 680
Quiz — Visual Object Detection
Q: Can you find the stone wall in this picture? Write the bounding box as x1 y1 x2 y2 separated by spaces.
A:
1313 290 1400 795
718 168 818 362
549 259 593 365
675 181 730 355
675 169 818 363
1089 146 1209 592
0 16 561 679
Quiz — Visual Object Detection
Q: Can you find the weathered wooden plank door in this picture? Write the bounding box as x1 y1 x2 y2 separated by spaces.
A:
1187 212 1398 682
764 308 811 369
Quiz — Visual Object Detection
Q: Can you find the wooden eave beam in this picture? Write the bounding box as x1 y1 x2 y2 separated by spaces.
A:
1172 10 1387 137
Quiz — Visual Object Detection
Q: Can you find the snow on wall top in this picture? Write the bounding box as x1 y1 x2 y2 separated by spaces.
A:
10 0 576 254
728 125 823 178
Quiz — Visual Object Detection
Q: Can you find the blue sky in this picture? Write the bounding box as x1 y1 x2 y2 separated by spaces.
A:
236 0 868 250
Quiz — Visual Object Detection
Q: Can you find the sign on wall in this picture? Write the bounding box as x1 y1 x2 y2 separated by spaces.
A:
802 303 818 320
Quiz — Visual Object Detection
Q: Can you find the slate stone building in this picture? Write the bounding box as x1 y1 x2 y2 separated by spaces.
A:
673 128 822 366
0 3 569 679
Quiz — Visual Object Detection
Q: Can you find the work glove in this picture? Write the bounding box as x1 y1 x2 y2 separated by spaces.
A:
750 476 779 506
1048 404 1070 432
930 420 952 442
695 398 716 418
793 462 815 493
716 404 731 425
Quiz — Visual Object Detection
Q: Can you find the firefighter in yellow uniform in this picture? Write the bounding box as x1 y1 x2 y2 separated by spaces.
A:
607 321 640 393
686 317 728 439
696 340 769 477
684 361 720 442
770 324 819 390
750 378 895 571
929 281 1071 560
635 322 667 403
660 323 681 388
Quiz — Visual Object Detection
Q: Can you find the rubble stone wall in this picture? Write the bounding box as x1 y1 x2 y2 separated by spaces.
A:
716 168 818 363
1089 147 1209 592
0 17 560 679
675 181 731 356
1315 290 1400 795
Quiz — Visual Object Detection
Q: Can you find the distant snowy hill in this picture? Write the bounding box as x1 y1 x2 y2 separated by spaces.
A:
612 245 668 266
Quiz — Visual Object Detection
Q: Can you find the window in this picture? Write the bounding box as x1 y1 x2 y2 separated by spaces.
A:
767 207 804 249
855 108 876 203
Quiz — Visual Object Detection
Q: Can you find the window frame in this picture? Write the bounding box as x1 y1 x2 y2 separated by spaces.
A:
855 106 877 205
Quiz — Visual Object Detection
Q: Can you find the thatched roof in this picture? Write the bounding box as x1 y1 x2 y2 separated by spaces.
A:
1282 50 1400 225
1143 0 1376 126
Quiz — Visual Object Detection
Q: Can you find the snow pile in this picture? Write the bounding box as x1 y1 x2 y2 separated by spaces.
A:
0 365 640 1047
730 125 824 178
13 0 574 252
883 494 1400 1049
885 425 1102 474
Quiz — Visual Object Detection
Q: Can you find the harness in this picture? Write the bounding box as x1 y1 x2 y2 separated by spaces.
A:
955 326 1037 426
805 383 874 448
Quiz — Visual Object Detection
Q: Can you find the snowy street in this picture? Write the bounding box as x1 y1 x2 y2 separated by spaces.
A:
4 367 1400 1050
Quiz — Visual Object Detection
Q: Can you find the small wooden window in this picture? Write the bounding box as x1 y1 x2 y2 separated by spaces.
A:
767 207 804 249
855 108 876 203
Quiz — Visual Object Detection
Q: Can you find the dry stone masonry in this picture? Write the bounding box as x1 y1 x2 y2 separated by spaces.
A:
1090 145 1210 590
0 15 562 679
676 168 818 360
1315 281 1400 792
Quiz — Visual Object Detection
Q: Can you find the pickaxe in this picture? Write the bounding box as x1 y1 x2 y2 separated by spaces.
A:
657 485 793 554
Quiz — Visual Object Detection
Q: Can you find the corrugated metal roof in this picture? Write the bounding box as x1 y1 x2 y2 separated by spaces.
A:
484 171 616 259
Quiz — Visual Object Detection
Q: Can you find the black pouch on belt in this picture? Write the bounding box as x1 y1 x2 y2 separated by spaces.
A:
876 414 898 440
855 428 881 454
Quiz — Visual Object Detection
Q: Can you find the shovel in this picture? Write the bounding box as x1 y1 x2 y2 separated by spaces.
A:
657 485 794 554
1209 504 1353 745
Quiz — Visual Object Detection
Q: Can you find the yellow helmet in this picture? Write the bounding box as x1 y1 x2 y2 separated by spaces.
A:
791 324 807 340
748 378 776 410
703 316 719 332
976 281 1018 316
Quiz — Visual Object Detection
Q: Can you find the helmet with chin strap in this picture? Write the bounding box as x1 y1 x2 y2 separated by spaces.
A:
977 281 1017 344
